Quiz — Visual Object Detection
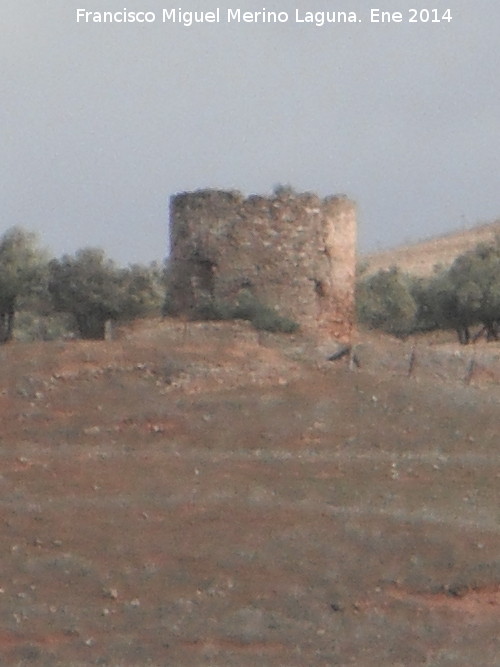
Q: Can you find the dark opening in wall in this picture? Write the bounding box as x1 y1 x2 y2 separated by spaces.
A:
192 257 216 296
313 279 326 298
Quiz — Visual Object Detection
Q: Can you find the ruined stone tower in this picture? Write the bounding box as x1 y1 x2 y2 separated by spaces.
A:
167 188 356 341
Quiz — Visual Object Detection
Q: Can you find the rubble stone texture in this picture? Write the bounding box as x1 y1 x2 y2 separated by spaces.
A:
167 189 356 341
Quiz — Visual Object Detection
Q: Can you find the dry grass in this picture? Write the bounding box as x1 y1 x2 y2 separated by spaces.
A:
361 218 500 277
0 318 499 665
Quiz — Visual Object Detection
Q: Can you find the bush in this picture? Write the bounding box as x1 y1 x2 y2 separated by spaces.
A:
189 297 232 321
246 304 298 333
13 311 75 342
189 290 299 334
356 267 418 337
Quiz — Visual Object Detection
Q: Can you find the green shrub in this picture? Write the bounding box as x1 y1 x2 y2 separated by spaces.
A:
190 297 233 321
249 305 299 333
189 290 299 334
14 311 75 342
356 267 417 337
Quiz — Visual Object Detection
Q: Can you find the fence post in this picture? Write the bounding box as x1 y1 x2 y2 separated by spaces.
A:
407 344 416 377
464 357 475 385
104 319 113 341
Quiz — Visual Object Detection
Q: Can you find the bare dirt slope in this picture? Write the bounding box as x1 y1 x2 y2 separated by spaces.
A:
1 318 500 666
361 219 500 277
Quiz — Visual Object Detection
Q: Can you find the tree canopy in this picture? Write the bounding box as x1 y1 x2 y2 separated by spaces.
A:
0 227 47 342
357 238 500 344
356 267 418 338
423 240 500 343
48 249 164 339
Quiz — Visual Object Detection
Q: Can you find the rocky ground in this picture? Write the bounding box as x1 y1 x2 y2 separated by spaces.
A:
0 318 499 665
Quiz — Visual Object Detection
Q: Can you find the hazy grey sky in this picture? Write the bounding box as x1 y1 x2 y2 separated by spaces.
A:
3 1 500 265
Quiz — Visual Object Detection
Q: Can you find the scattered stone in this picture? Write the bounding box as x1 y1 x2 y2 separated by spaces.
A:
103 587 118 600
83 426 101 436
327 344 351 362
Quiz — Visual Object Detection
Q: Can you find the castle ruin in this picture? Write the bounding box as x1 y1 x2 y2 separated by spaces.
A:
167 188 356 341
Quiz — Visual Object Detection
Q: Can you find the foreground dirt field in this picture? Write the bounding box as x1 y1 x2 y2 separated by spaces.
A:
1 319 499 666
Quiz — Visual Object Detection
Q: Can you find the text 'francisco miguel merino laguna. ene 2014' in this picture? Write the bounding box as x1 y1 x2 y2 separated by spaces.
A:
75 8 362 27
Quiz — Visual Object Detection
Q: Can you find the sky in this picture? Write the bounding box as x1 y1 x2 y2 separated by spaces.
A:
2 0 500 266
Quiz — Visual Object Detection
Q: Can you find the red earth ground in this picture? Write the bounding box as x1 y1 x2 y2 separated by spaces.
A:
1 318 499 666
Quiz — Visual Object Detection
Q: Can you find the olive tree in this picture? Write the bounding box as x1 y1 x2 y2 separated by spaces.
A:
48 249 164 339
48 248 126 339
356 267 418 338
422 272 475 344
418 240 500 344
448 242 500 341
120 261 165 320
0 227 47 343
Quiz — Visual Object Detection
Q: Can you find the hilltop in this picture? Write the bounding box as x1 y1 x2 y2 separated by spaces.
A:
361 218 500 277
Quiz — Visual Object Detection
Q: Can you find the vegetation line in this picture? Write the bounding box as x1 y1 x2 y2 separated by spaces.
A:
357 236 500 344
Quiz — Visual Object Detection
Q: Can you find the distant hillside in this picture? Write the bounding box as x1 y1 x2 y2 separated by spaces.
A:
360 219 500 277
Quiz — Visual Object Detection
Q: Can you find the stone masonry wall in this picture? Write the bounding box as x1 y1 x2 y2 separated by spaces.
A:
167 189 356 341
